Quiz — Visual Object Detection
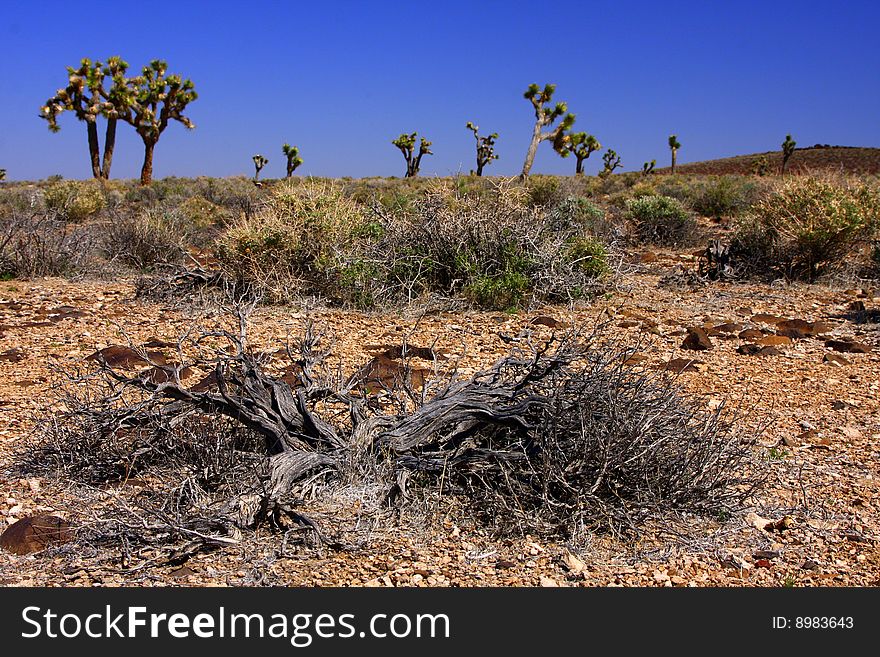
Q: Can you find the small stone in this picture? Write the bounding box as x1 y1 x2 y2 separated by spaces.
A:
824 353 850 367
825 340 871 354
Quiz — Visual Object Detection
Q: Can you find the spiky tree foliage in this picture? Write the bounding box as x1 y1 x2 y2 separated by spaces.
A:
600 149 622 177
466 122 499 176
520 83 576 178
392 132 433 178
252 154 269 180
668 134 681 174
282 144 303 178
642 160 656 175
39 57 129 180
562 132 601 175
781 134 797 175
113 60 197 186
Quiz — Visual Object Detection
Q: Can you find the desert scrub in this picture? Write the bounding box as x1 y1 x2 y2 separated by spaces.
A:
566 237 610 279
177 195 230 229
525 175 561 206
625 194 697 246
43 179 106 222
103 208 189 270
0 213 98 278
215 179 368 302
691 175 762 220
367 183 614 309
731 176 880 281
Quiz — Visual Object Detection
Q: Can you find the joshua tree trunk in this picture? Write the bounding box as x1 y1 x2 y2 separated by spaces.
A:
140 140 156 186
86 121 101 179
576 156 585 175
101 118 117 179
520 123 543 179
671 150 677 174
286 164 293 178
476 162 484 176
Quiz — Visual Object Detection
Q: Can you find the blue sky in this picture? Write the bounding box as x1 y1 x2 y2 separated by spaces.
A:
1 1 878 180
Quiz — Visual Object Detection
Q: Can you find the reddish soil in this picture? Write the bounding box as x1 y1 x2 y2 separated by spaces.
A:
657 146 880 176
0 254 878 587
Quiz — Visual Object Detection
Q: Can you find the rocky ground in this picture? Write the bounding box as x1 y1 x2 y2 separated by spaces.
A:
0 251 878 587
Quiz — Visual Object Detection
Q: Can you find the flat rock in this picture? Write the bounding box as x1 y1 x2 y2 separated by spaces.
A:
656 358 704 373
0 348 26 362
757 335 791 346
825 339 871 354
0 515 72 555
737 344 782 357
86 345 168 369
751 313 786 325
531 315 568 329
823 353 850 367
738 329 764 341
682 327 713 351
775 318 812 338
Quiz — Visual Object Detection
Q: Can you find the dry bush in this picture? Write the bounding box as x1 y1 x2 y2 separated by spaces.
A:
0 212 99 279
103 208 190 271
29 314 761 559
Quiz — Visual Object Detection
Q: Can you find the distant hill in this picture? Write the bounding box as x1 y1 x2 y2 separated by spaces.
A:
656 145 880 176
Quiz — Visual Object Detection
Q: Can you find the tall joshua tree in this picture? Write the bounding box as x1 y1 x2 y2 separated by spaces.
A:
115 60 197 185
520 83 575 178
282 144 303 178
40 57 129 180
252 154 269 180
600 149 622 176
668 134 681 174
392 132 432 178
781 134 796 175
564 132 601 175
465 122 499 176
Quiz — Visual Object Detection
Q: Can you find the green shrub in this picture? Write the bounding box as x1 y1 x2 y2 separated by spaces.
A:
178 195 229 229
215 180 367 302
625 194 697 246
566 237 610 279
731 177 880 281
525 176 560 206
691 176 760 220
44 180 106 222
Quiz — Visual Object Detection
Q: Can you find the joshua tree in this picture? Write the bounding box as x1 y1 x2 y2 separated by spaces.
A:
0 169 5 182
752 155 771 176
114 60 197 185
781 134 796 175
392 132 433 178
668 134 681 173
642 160 656 175
600 149 622 177
39 57 129 180
563 132 601 175
520 83 576 178
252 154 269 180
282 144 303 178
465 122 499 176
